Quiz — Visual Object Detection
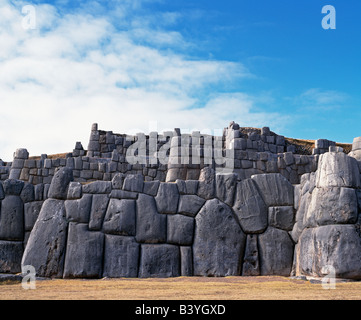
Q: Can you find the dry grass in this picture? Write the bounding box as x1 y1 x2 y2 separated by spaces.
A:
0 276 360 300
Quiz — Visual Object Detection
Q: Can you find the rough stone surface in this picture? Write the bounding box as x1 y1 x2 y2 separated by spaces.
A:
65 194 92 223
268 206 294 231
103 235 139 278
216 173 237 206
180 246 193 276
63 223 104 278
304 187 358 228
48 167 73 200
251 173 294 207
102 199 136 236
155 183 179 214
0 241 23 273
0 195 24 241
193 199 246 276
2 179 24 196
83 181 111 194
316 152 360 188
177 195 205 217
24 201 43 231
167 214 194 245
233 179 268 234
143 180 160 197
123 174 144 193
295 225 361 280
139 244 180 278
258 227 294 276
20 183 35 203
136 194 166 243
197 167 215 200
67 182 82 200
88 194 109 230
242 234 260 276
21 199 68 278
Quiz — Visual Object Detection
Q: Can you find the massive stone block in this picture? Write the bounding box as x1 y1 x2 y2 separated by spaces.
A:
123 174 144 193
167 214 194 245
0 240 23 273
193 199 246 277
233 179 268 234
0 195 24 241
63 223 104 279
82 181 111 194
180 246 193 276
103 235 139 278
88 194 109 230
139 244 180 278
316 152 360 188
22 199 68 278
268 206 294 231
24 201 43 231
197 167 215 200
304 187 358 228
47 167 73 200
102 199 136 236
242 234 260 276
215 173 237 206
258 227 294 276
251 173 294 207
2 179 24 196
155 183 179 214
295 225 361 280
177 195 205 217
136 194 166 243
65 194 92 223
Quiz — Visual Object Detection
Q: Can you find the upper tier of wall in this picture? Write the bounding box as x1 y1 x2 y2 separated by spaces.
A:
1 122 349 187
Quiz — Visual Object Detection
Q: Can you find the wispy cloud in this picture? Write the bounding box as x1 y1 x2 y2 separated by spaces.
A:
294 88 349 111
0 0 286 161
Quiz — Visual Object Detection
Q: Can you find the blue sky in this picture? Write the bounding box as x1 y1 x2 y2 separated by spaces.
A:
0 0 360 160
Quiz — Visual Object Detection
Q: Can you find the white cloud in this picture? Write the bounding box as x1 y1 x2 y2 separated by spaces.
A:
0 0 285 161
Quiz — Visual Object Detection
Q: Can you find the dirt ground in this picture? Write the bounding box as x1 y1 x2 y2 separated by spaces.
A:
0 276 360 300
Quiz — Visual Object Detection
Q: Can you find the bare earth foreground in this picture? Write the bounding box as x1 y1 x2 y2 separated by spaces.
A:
0 276 360 300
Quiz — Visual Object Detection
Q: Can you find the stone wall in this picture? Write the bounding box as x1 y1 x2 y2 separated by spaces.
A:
0 122 360 280
2 122 331 187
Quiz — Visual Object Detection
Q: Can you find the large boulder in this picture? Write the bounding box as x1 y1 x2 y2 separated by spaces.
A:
233 179 268 234
103 235 139 278
316 152 360 188
304 187 358 228
215 173 237 206
139 244 180 278
155 183 179 214
251 173 294 207
136 194 166 243
0 240 23 273
193 199 246 276
294 224 361 280
0 195 24 241
197 167 215 200
258 227 294 276
48 167 73 200
88 194 109 230
102 199 136 236
63 223 104 278
22 199 68 278
167 214 194 245
177 195 205 217
65 194 92 223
